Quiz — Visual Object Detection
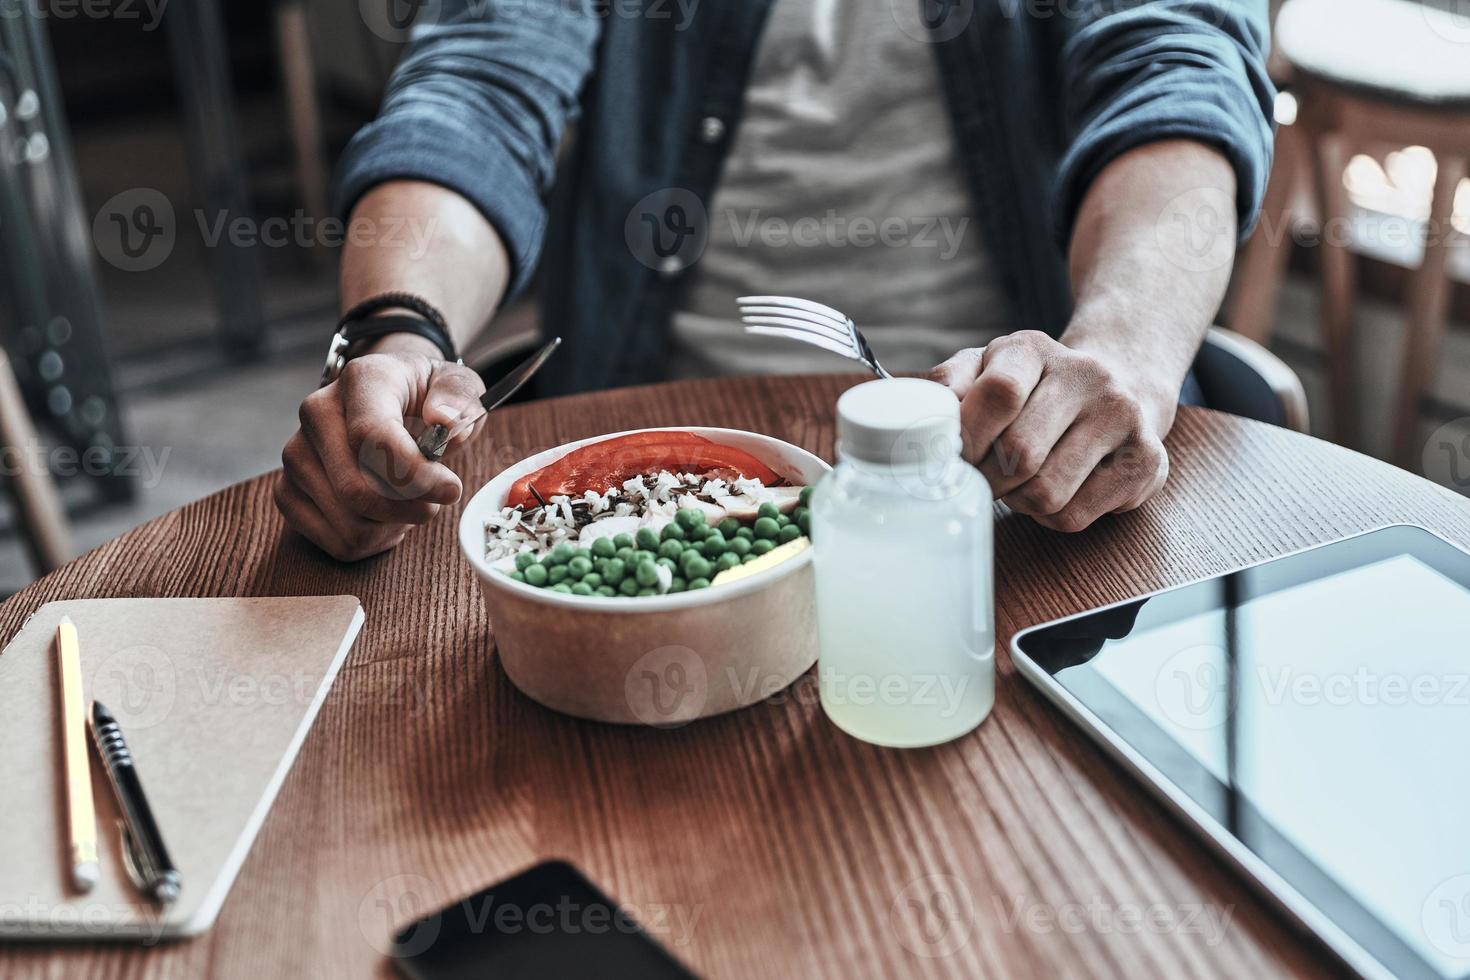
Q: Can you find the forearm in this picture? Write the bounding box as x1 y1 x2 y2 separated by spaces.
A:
1062 139 1237 433
341 180 511 356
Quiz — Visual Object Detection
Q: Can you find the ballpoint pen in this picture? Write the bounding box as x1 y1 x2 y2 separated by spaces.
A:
88 700 181 905
415 337 562 460
56 617 99 892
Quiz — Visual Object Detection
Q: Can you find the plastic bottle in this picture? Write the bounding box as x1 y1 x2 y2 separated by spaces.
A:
811 378 995 747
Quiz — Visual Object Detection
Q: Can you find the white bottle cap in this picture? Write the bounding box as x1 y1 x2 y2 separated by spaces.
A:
836 378 961 466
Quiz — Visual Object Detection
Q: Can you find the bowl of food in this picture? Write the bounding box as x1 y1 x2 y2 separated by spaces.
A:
458 427 829 724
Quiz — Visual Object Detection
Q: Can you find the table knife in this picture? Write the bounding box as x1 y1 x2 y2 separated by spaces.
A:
416 337 561 460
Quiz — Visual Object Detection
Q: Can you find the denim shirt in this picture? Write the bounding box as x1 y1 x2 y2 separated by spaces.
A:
336 0 1275 396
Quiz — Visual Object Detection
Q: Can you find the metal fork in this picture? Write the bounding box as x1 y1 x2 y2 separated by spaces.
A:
737 295 892 378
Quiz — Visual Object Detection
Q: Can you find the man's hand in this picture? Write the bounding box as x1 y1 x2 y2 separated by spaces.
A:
932 332 1172 532
275 335 486 561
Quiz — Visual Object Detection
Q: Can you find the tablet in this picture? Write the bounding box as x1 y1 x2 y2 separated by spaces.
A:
1011 525 1470 980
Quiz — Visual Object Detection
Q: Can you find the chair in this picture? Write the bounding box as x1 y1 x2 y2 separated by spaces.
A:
0 345 71 574
1195 327 1310 433
1231 0 1470 465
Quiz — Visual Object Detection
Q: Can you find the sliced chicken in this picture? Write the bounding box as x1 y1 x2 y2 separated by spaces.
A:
676 494 729 525
714 485 803 521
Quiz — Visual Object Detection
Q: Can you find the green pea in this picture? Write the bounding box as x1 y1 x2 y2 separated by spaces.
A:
596 585 617 597
715 552 740 572
619 577 640 596
514 551 537 571
582 573 603 589
702 531 727 557
736 527 754 541
656 557 678 574
778 524 801 544
660 522 686 542
718 518 741 538
568 556 593 578
509 570 527 583
728 536 751 557
575 547 592 560
669 576 687 593
551 542 575 564
635 527 660 551
549 583 573 594
591 537 616 559
799 485 813 507
674 507 706 531
616 546 637 563
742 553 760 564
601 557 626 584
548 565 570 585
523 563 548 586
683 554 712 580
612 532 635 550
635 559 660 587
798 510 811 536
636 587 658 596
540 552 560 567
757 502 781 521
751 538 775 555
753 517 780 540
570 582 594 596
688 577 711 590
658 539 684 561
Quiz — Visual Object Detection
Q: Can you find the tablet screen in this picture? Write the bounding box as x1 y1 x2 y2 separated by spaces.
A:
1014 526 1470 980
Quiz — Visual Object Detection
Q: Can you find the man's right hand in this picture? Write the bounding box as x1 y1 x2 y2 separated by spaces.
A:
275 335 486 562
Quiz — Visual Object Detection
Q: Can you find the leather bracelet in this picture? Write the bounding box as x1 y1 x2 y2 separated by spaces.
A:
339 314 456 360
338 293 455 361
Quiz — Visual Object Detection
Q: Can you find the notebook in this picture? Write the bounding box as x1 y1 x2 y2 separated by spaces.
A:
0 596 364 941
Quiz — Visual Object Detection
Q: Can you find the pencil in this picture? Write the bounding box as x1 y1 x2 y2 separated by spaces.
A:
57 616 99 892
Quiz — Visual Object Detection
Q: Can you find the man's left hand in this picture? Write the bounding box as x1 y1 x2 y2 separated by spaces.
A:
931 330 1174 532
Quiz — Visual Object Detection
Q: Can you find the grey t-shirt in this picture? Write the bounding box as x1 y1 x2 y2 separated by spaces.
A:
667 0 1009 378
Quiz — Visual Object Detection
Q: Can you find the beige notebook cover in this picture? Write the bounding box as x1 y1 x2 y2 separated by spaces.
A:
0 596 364 942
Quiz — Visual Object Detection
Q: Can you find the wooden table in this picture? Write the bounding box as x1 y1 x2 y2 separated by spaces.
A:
5 375 1470 979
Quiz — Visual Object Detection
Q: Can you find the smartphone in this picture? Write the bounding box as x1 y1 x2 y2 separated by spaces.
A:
390 860 698 980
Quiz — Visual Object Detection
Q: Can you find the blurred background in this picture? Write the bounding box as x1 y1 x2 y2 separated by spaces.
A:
1 0 1468 594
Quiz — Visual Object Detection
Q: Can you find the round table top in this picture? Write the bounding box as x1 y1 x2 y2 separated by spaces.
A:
5 374 1470 978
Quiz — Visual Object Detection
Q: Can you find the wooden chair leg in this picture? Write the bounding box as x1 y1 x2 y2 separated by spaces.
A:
274 1 329 225
0 348 72 573
1309 133 1360 448
1392 155 1466 470
1229 122 1304 346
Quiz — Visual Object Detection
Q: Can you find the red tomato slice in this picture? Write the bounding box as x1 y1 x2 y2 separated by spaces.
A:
507 431 780 508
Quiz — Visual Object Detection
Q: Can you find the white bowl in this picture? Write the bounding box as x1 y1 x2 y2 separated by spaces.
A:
458 427 830 724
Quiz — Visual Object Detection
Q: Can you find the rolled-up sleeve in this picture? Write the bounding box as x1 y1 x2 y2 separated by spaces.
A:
333 1 602 299
1052 0 1276 245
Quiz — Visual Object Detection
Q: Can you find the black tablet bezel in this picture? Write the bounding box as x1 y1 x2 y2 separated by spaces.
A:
1011 524 1470 980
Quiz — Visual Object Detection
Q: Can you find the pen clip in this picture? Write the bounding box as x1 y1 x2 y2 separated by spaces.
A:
117 819 148 893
